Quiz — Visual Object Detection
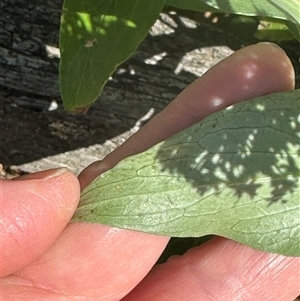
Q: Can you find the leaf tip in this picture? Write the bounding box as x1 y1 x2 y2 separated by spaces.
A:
66 104 91 115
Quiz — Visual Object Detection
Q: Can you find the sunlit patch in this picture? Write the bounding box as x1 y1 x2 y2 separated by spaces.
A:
145 52 167 65
290 118 296 129
76 12 93 32
96 27 106 35
66 24 73 35
200 168 210 175
245 69 255 79
245 130 258 149
248 133 255 141
225 105 234 111
233 165 245 177
225 161 231 171
179 16 197 28
286 142 299 154
106 227 121 237
212 154 220 164
174 47 233 76
45 45 60 59
171 149 179 156
116 68 126 75
289 69 295 81
255 103 265 111
195 151 208 164
268 147 275 153
48 100 58 111
123 19 136 29
243 62 258 79
271 118 277 125
174 63 183 75
211 97 224 107
133 108 155 131
239 143 251 157
150 13 177 36
214 167 227 181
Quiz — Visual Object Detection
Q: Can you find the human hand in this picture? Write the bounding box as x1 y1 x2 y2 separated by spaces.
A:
1 43 299 300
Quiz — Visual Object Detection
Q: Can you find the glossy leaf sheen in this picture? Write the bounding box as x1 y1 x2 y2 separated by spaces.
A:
200 0 300 23
167 0 300 40
59 0 165 112
165 0 217 12
74 90 300 256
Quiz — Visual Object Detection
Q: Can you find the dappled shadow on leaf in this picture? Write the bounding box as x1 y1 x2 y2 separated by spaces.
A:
155 91 300 204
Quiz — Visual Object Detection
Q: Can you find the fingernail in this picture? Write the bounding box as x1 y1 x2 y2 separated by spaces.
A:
258 42 286 54
13 168 69 181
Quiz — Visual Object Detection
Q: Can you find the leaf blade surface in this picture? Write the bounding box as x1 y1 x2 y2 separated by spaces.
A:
74 90 300 256
59 0 165 112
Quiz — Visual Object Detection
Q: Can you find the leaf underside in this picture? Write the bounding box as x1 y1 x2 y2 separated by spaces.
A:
73 90 300 256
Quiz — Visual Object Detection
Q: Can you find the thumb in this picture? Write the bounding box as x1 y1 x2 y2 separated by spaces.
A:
0 168 80 277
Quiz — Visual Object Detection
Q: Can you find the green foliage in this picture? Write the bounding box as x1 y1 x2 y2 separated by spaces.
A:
165 0 217 12
73 90 300 256
59 0 165 112
199 0 299 23
59 0 300 112
255 19 296 41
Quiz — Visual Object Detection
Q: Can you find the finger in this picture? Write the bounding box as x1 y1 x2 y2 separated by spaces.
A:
79 42 295 188
123 237 300 301
4 223 169 300
0 168 80 277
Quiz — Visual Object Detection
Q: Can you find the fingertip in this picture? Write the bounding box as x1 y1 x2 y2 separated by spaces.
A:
248 42 295 92
78 160 111 191
1 168 80 277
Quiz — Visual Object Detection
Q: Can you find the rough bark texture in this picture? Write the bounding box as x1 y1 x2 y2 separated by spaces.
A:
0 0 299 174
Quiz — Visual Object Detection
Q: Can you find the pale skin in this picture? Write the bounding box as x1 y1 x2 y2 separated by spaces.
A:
1 43 299 300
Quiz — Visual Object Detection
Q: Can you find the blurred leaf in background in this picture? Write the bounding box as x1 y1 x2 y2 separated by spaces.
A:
59 0 165 113
255 19 296 41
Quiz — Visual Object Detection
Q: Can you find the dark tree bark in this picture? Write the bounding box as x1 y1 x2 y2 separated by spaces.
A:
0 0 62 98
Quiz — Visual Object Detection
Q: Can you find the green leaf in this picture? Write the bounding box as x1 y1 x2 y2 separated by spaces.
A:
267 0 300 24
59 0 165 112
255 19 296 41
199 0 300 41
285 20 300 41
73 90 300 256
165 0 300 41
199 0 300 24
165 0 218 12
